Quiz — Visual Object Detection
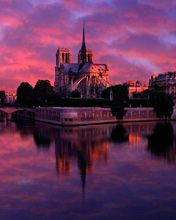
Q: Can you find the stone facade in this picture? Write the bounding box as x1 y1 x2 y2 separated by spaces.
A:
35 107 157 126
54 26 110 98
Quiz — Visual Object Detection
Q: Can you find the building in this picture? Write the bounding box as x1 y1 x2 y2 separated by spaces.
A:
123 80 148 98
5 92 16 103
149 72 176 97
54 25 110 98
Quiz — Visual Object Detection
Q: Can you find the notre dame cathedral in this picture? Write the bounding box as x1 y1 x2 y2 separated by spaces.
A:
54 26 110 98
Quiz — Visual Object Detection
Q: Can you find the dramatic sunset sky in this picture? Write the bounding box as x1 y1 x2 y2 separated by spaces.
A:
1 0 176 91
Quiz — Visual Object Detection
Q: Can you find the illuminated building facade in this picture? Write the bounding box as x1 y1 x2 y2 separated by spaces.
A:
54 26 110 98
5 92 16 103
123 80 148 98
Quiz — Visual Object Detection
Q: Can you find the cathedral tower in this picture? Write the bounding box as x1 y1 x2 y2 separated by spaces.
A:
78 25 93 64
56 48 71 67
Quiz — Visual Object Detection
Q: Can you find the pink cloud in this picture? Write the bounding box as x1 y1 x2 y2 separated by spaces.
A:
0 0 176 91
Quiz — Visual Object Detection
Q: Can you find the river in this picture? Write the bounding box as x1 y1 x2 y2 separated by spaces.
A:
0 121 176 220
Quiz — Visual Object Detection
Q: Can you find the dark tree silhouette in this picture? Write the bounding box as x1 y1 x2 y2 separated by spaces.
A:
16 82 33 106
0 91 6 104
33 80 54 106
101 84 129 105
102 85 129 120
111 105 127 120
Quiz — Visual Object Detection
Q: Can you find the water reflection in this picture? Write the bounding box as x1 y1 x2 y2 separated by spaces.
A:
8 121 176 184
15 121 34 138
147 123 175 162
23 121 176 191
33 125 52 149
1 120 176 219
1 120 176 190
51 126 111 191
5 121 112 193
111 124 128 143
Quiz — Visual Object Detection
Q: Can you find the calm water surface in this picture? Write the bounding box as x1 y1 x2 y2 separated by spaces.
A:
0 121 176 220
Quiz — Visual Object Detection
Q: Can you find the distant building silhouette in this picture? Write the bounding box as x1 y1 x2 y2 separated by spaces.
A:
149 71 176 98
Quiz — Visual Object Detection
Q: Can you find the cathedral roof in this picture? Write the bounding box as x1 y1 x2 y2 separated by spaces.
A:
62 62 108 75
63 63 79 73
79 63 107 73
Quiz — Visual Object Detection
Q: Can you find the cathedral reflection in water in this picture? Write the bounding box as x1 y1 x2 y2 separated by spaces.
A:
33 123 112 191
3 120 176 191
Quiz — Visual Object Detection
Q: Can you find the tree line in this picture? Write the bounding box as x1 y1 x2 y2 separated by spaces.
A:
16 80 56 106
101 85 174 119
16 80 174 119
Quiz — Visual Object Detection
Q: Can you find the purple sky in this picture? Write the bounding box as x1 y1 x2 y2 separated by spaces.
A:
0 0 176 91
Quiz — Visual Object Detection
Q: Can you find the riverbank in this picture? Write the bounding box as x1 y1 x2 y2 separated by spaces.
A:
11 106 176 126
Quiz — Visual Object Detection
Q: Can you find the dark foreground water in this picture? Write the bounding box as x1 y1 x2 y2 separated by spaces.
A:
0 121 176 220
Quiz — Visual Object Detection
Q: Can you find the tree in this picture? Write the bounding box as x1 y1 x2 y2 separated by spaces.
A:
111 105 127 120
33 80 54 106
101 84 129 105
149 91 174 118
0 91 6 104
101 85 128 120
16 82 33 106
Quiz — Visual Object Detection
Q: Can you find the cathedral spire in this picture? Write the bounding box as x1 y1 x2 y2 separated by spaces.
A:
78 23 93 64
81 23 86 51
